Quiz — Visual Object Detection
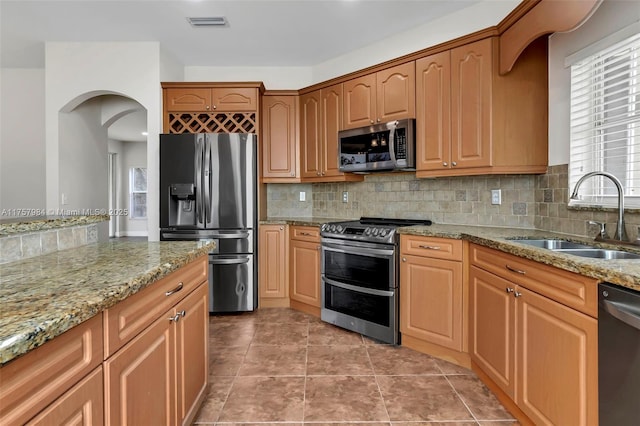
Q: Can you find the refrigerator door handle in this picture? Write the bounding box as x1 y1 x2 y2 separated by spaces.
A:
204 136 212 224
195 136 204 225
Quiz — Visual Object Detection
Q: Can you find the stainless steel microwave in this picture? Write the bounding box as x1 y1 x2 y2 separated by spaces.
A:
338 119 415 172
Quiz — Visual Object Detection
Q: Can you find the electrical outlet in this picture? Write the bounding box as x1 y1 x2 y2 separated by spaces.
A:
299 191 306 202
342 191 349 203
61 193 68 205
491 189 502 205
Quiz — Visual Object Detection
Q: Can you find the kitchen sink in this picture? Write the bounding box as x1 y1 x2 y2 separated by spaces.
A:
509 239 594 250
554 249 640 260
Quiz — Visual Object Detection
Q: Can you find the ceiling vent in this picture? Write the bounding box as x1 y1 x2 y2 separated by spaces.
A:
187 17 228 27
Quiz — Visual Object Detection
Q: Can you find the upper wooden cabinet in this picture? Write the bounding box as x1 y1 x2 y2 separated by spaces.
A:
343 62 415 129
300 85 363 182
165 86 258 112
162 82 263 133
416 37 548 178
261 94 299 181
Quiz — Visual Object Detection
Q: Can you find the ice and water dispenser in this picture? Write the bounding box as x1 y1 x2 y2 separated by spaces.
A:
168 183 196 226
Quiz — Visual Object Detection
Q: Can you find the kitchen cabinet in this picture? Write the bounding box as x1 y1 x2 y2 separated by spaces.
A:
261 94 299 181
469 244 598 426
0 315 103 426
415 36 548 178
162 82 263 134
300 85 362 182
343 62 415 130
259 224 290 307
289 226 321 317
399 235 468 367
105 282 208 426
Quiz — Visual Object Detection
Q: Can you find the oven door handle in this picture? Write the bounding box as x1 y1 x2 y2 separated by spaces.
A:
322 242 394 258
323 277 394 297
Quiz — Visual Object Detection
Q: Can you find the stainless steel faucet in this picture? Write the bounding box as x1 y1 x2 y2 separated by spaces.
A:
570 171 629 242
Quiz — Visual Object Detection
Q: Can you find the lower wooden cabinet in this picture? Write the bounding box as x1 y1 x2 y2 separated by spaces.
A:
258 224 290 307
469 244 598 426
399 235 468 366
289 226 321 316
26 367 104 426
105 281 208 426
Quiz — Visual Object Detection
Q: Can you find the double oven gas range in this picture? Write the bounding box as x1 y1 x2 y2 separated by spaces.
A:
320 217 431 344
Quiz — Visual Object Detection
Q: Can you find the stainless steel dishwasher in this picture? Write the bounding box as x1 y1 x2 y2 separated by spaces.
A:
598 283 640 425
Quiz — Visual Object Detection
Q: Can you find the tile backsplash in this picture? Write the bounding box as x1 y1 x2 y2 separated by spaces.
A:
266 164 640 240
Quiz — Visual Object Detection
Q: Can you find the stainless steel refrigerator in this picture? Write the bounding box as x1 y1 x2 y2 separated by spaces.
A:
160 133 257 313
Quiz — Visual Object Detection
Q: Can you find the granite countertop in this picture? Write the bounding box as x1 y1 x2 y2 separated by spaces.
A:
398 224 640 291
260 217 345 227
0 214 109 237
0 240 214 366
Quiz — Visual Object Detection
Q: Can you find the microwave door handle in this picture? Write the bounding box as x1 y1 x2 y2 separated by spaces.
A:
388 122 397 163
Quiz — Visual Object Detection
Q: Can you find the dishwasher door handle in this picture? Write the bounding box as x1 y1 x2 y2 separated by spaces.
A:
602 299 640 330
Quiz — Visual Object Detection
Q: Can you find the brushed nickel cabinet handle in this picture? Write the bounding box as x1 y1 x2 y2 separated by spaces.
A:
506 287 515 293
300 232 313 236
505 265 526 275
452 161 457 166
165 282 184 296
168 313 181 323
402 257 407 262
443 162 448 167
418 244 441 250
514 291 522 298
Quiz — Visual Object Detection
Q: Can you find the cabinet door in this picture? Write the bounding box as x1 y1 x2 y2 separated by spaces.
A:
416 51 451 172
289 239 321 307
450 38 492 169
343 74 376 129
104 309 176 426
469 265 515 398
376 62 415 123
211 87 257 111
175 283 209 426
321 83 344 177
259 225 288 299
165 88 212 112
300 91 322 178
26 367 103 426
262 95 298 179
516 286 597 426
400 255 463 351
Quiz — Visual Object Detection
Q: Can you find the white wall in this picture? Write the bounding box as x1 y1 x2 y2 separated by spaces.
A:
45 42 162 240
548 0 639 166
0 68 46 213
58 97 108 211
185 66 313 89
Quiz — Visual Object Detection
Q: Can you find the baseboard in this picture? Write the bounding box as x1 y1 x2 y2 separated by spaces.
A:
290 300 320 318
401 334 471 369
259 298 290 308
115 231 148 237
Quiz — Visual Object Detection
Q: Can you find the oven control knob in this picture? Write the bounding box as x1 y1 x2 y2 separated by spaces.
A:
337 225 344 233
380 229 387 237
330 225 336 232
372 228 379 236
364 228 371 235
321 224 327 231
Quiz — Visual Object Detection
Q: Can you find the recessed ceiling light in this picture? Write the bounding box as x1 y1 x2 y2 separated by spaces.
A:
187 17 228 27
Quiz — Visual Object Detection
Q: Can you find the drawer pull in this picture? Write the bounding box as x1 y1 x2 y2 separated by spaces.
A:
300 232 314 236
505 265 526 275
418 245 441 250
506 287 515 293
165 282 184 296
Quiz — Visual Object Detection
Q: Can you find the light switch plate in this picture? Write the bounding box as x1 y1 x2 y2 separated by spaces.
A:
299 191 306 202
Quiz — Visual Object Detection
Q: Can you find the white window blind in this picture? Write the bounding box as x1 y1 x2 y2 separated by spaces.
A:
569 32 640 207
130 167 147 219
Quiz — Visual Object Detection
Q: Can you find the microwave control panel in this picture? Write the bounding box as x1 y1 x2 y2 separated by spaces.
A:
395 129 407 160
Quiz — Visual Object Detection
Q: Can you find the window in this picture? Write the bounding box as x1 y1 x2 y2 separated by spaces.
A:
569 31 640 207
130 167 147 219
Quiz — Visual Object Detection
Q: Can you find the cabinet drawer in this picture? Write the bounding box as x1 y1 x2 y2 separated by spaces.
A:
401 235 463 261
470 244 598 317
0 315 103 426
103 255 208 357
290 226 320 242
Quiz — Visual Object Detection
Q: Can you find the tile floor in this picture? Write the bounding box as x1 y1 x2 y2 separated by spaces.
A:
194 308 519 426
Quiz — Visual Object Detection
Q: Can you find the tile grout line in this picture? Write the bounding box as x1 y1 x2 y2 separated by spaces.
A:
302 318 310 424
364 342 393 424
442 374 481 425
